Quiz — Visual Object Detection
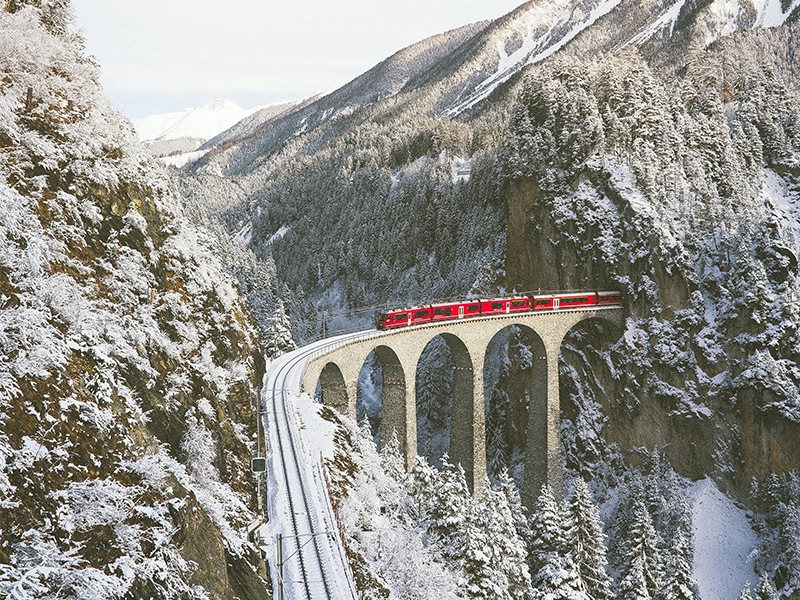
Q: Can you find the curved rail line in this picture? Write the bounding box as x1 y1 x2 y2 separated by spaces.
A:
265 333 366 600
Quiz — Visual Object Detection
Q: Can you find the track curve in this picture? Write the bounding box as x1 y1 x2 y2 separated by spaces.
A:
263 331 371 600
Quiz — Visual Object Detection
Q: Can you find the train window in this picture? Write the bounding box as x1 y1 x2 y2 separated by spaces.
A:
512 300 525 307
434 307 451 316
562 297 588 304
414 310 429 319
491 302 503 309
535 299 551 306
395 313 407 321
384 315 393 322
468 305 480 312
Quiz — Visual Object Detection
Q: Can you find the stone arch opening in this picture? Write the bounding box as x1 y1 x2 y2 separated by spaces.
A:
356 350 382 446
317 362 348 414
483 325 547 491
415 332 477 489
415 336 454 469
559 316 623 472
356 346 406 451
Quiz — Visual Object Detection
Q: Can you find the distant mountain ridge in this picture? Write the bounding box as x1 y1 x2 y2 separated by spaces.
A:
186 0 799 177
133 98 298 167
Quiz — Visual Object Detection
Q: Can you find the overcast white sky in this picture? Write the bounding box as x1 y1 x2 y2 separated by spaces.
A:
71 1 524 120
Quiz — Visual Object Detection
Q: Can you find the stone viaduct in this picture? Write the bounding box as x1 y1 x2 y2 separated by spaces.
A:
300 307 622 507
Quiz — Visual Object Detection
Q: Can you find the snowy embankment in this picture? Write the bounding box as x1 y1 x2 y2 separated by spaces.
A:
691 478 758 600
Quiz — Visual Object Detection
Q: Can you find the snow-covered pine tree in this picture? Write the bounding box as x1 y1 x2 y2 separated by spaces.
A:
566 478 613 600
266 298 296 356
408 454 439 523
777 501 800 596
460 484 532 600
618 502 662 600
497 468 533 549
426 456 471 549
654 532 697 600
529 485 588 600
738 582 754 600
609 476 646 570
755 574 777 600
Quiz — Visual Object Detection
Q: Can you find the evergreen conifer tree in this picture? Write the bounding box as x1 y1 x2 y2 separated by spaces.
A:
618 502 662 600
428 456 471 545
266 298 296 357
408 454 439 523
566 478 613 600
497 468 533 548
461 484 532 600
756 574 777 600
655 533 697 600
529 486 588 600
738 582 754 600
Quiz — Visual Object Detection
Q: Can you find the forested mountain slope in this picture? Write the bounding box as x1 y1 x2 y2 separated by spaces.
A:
0 4 272 598
182 0 800 594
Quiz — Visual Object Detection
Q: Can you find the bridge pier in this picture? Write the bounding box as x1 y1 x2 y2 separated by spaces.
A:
523 336 563 508
380 365 415 469
449 365 486 495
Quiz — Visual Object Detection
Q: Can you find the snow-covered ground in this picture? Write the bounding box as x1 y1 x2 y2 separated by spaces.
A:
691 478 758 600
262 333 375 600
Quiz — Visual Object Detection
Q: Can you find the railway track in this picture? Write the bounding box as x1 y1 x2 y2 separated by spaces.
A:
264 333 367 600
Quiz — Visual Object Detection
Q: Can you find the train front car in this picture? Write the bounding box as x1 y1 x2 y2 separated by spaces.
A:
381 305 437 330
377 310 403 330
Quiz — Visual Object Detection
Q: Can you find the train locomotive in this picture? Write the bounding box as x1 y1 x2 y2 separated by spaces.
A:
376 291 622 330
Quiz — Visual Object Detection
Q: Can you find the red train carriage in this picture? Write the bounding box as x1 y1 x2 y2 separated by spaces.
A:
532 292 598 310
431 301 481 322
480 296 531 315
597 290 622 305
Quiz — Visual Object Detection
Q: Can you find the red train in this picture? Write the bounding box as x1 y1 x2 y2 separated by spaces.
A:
376 291 621 330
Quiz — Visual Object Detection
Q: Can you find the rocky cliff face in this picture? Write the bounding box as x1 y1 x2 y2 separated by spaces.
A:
0 5 269 598
503 22 800 502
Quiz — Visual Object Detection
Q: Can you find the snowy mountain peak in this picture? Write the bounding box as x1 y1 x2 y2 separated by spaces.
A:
134 98 253 143
133 98 285 167
196 98 243 111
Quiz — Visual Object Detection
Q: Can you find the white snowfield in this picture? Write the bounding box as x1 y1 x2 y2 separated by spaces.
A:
263 331 375 600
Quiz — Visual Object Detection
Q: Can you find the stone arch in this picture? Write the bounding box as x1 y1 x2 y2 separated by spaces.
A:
318 362 348 415
414 332 480 491
483 324 548 493
414 336 455 469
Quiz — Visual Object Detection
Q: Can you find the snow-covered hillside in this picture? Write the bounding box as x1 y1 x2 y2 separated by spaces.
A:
0 5 273 598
